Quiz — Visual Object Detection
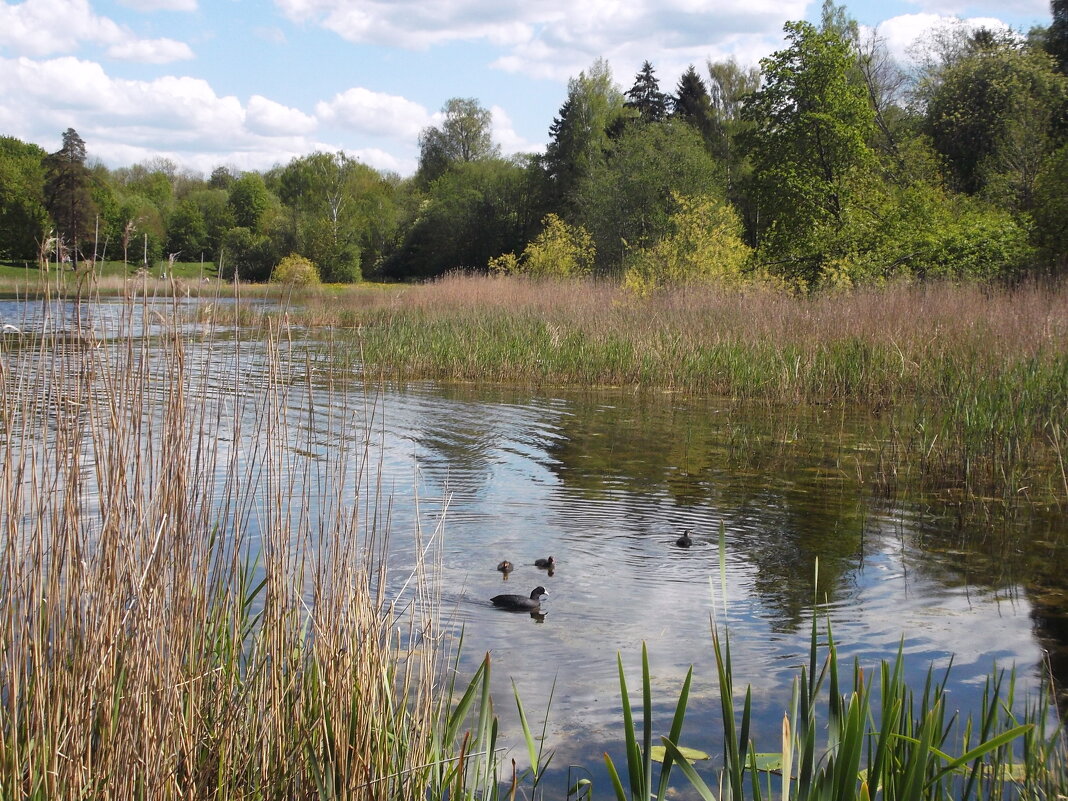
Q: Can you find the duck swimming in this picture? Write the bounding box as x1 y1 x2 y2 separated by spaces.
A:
491 586 547 611
497 560 514 573
676 529 693 547
534 556 556 569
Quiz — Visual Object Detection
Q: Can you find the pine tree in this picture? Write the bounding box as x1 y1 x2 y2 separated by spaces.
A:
43 128 97 264
672 65 715 142
625 61 668 122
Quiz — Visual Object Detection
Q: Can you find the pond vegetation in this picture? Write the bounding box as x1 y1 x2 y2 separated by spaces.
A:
1 282 1066 799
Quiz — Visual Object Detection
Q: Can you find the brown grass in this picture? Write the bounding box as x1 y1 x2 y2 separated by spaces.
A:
0 293 452 799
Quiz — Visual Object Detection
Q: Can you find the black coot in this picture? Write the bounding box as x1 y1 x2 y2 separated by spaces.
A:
491 586 547 611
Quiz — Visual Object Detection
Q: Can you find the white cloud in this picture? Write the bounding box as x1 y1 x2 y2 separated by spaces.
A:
0 0 125 56
315 87 432 140
0 0 197 64
247 94 317 136
871 13 1014 67
254 26 288 44
0 54 328 173
106 37 194 63
274 0 801 80
901 0 1045 18
490 105 541 155
118 0 198 10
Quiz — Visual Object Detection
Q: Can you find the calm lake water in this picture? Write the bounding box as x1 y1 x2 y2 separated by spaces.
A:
3 297 1066 793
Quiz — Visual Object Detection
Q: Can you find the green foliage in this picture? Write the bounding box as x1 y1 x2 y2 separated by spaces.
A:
490 213 595 277
116 194 166 266
1051 0 1068 73
113 161 176 218
43 128 98 262
416 98 500 187
624 60 669 123
671 65 716 145
187 188 235 261
1032 142 1068 265
276 151 396 282
604 644 693 801
220 226 279 281
804 179 1034 285
542 59 626 214
271 253 320 286
624 194 751 292
922 42 1068 203
227 172 272 230
0 136 48 261
209 165 235 190
744 20 878 284
166 198 208 258
383 158 539 279
576 120 721 273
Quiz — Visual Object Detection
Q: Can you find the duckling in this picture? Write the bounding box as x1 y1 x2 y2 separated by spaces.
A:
676 529 693 548
534 556 556 569
497 560 514 573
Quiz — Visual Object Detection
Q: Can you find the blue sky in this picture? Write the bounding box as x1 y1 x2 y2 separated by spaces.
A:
0 0 1051 177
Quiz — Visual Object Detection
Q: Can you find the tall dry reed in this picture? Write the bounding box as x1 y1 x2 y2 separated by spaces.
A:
293 275 1068 503
0 286 454 800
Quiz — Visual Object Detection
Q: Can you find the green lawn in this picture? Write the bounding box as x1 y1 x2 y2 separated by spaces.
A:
0 259 218 283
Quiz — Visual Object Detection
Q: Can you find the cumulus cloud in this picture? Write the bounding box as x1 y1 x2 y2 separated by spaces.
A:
274 0 802 80
0 0 197 64
106 38 195 63
870 13 1015 67
247 94 317 136
316 87 432 140
0 54 328 173
901 0 1045 18
490 105 541 155
0 0 126 56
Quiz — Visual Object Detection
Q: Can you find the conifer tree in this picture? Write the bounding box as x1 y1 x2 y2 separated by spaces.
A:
624 61 668 122
672 65 715 142
43 128 97 264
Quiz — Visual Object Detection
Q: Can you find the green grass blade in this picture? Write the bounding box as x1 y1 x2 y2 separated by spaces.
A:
661 738 719 801
604 753 629 801
655 665 694 801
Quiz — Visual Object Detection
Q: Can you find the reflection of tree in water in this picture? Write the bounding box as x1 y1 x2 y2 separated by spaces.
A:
543 394 874 628
402 383 548 491
900 507 1068 712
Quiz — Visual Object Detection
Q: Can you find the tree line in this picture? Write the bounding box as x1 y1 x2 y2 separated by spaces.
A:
2 0 1067 289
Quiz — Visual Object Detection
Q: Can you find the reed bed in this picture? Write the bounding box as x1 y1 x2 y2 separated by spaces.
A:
289 274 1068 504
0 289 492 800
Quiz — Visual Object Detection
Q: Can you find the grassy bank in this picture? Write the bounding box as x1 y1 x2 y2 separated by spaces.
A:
282 274 1068 505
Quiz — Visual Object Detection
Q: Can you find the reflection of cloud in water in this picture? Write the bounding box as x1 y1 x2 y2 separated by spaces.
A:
293 381 1052 782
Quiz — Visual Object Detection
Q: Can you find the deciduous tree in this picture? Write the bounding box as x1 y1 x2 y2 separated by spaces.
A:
743 20 877 283
416 98 499 186
922 38 1068 206
575 120 720 272
542 59 625 214
0 136 48 261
